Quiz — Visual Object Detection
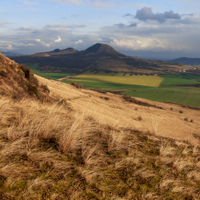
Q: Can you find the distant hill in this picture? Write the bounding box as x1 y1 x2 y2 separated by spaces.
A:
85 43 120 55
34 47 79 57
1 51 20 57
10 43 194 74
170 57 200 66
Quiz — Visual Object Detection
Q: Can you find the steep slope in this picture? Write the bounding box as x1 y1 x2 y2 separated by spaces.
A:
0 53 51 100
10 43 192 74
37 75 200 145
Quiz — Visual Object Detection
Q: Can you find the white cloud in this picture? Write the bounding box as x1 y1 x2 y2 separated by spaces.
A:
6 44 15 50
46 23 86 29
41 42 51 47
0 21 5 26
16 43 35 47
110 37 166 51
18 26 37 31
0 21 8 28
135 7 181 23
75 40 83 44
48 0 84 6
47 0 114 8
54 36 62 43
119 2 155 8
34 38 51 47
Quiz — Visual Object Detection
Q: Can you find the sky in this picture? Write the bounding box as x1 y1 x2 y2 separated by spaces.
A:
0 0 200 59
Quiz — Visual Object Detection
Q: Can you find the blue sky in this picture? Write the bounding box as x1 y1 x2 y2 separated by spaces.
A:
0 0 200 59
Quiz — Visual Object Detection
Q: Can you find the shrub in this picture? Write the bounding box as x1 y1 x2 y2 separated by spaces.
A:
70 82 84 89
19 65 31 79
179 110 183 114
138 116 142 121
96 89 107 94
27 84 38 96
41 85 50 94
100 96 109 100
0 67 7 77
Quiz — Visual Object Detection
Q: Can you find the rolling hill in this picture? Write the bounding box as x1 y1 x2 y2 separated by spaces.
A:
1 54 200 199
170 57 200 66
1 51 20 57
10 43 194 75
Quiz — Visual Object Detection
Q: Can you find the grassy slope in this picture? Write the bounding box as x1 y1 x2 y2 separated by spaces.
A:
1 96 200 199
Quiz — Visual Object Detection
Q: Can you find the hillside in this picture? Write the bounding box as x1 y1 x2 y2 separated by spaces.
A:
0 53 51 101
1 56 200 199
10 43 193 75
170 57 200 66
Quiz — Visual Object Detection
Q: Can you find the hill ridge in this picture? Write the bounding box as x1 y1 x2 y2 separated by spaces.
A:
170 57 200 65
10 43 194 74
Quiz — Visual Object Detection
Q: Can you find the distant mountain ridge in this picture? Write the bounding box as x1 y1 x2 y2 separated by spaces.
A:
34 47 78 57
1 51 20 57
10 43 195 74
170 57 200 66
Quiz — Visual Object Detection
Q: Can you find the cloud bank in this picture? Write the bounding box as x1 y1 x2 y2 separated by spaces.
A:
135 7 181 22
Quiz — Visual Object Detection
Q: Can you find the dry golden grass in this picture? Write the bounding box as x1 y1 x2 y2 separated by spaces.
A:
1 95 200 199
1 55 200 199
37 75 200 145
0 53 52 101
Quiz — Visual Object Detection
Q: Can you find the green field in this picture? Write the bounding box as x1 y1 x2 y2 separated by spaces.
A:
66 71 200 107
124 90 200 107
26 64 74 80
160 75 199 85
24 66 200 107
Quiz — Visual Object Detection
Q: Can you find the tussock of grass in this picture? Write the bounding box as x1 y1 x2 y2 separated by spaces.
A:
1 96 200 199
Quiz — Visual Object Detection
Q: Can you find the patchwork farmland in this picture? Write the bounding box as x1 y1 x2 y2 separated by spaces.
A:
71 71 164 87
24 67 200 107
66 71 200 107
